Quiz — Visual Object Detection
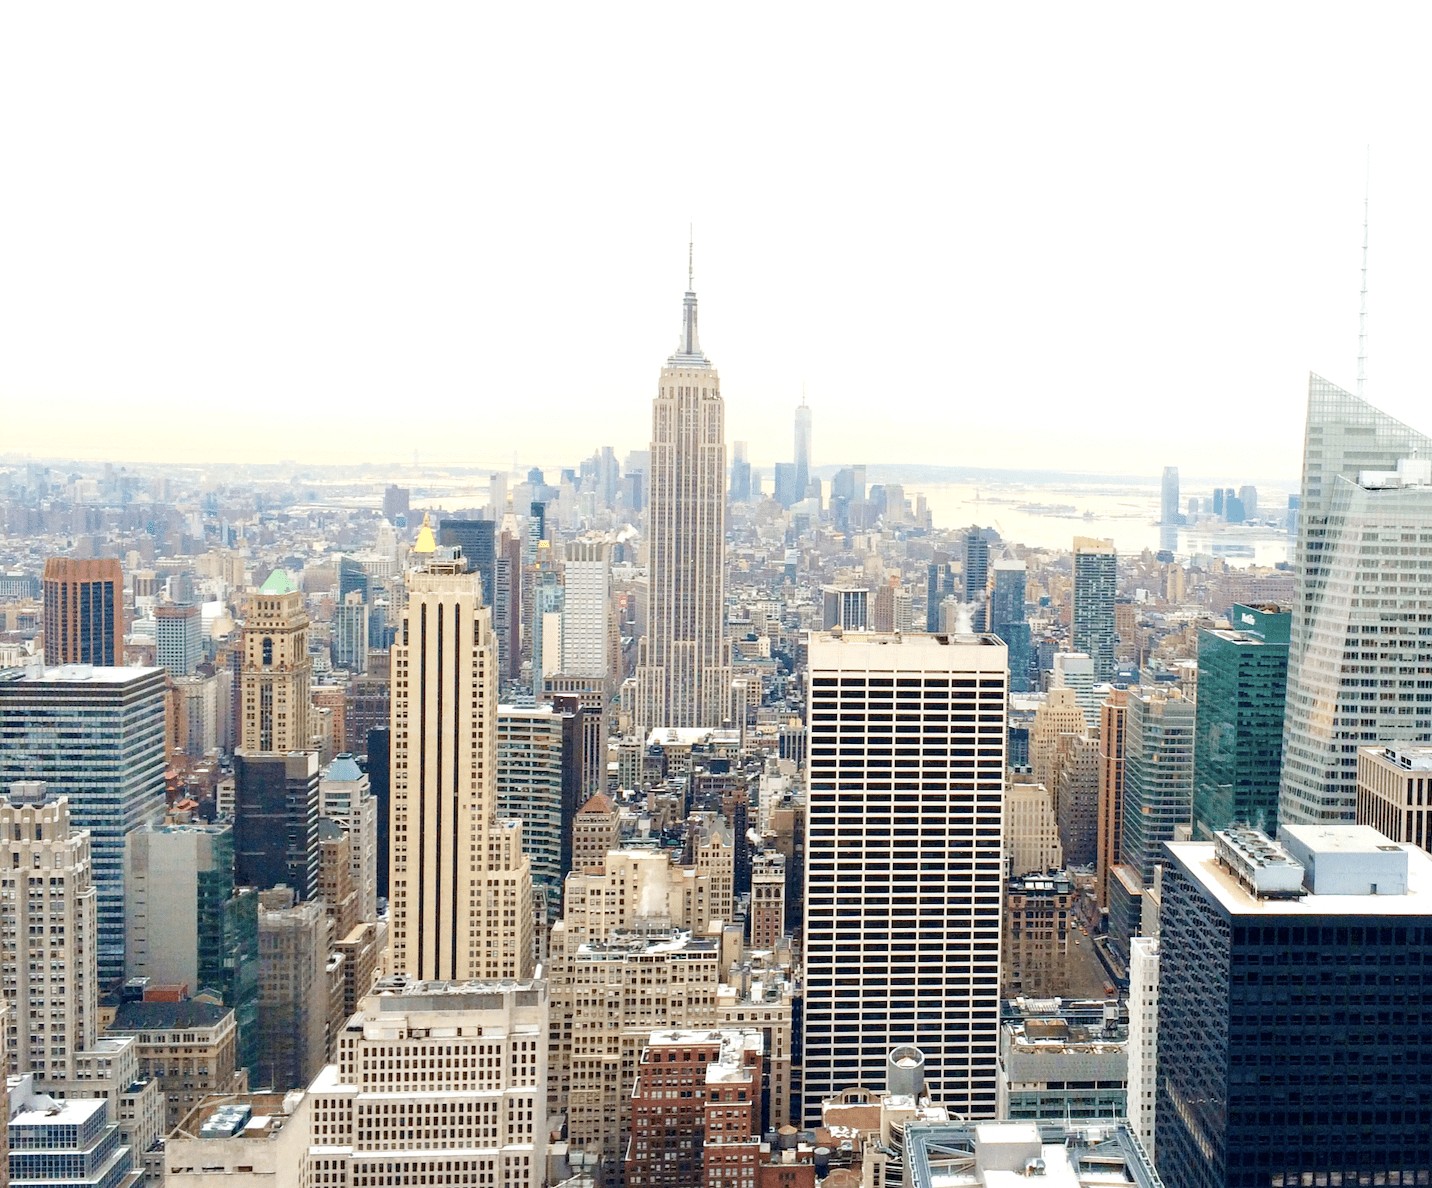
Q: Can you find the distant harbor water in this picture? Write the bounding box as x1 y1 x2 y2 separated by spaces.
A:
912 480 1293 567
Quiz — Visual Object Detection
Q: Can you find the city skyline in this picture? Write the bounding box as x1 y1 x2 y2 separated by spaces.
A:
2 8 1430 480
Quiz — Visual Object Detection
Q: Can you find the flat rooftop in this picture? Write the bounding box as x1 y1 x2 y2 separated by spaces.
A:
903 1120 1160 1188
10 1095 107 1128
1166 839 1432 917
1363 744 1432 772
0 664 163 685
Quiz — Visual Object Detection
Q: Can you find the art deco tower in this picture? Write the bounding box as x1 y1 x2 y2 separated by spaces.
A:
388 536 535 982
633 259 732 738
240 570 313 752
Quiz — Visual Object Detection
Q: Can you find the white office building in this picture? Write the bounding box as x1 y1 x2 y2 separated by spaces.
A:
306 976 548 1188
802 631 1008 1121
559 538 612 681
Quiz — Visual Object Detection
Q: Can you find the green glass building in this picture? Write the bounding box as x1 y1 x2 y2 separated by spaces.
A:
1192 602 1290 839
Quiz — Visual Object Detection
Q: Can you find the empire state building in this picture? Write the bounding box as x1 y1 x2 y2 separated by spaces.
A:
633 261 732 739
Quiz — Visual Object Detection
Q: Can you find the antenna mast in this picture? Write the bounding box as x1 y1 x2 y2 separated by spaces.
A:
1357 148 1369 398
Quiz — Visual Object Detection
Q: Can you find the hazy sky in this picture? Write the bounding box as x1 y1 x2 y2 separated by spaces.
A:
3 5 1429 483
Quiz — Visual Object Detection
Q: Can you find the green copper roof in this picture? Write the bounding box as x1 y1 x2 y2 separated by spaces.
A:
259 569 295 595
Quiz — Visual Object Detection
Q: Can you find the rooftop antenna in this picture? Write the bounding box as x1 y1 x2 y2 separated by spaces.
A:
688 225 694 290
1357 147 1369 398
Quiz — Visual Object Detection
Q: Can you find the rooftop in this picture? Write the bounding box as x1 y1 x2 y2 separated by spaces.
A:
0 664 163 686
1365 744 1432 773
323 753 364 783
1167 831 1432 916
258 569 295 595
110 999 233 1032
903 1120 1161 1188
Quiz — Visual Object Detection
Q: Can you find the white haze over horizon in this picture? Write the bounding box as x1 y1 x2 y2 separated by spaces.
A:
3 4 1430 482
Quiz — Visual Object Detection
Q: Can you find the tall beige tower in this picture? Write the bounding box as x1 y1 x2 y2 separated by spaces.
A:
240 570 313 752
633 257 732 739
0 783 96 1082
388 544 535 982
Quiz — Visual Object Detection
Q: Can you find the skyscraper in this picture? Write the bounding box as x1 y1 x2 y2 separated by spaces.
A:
802 631 1007 1122
42 557 123 667
1072 537 1117 682
986 560 1029 691
388 544 534 982
1192 603 1289 839
496 704 565 910
0 784 96 1082
1158 826 1432 1188
1095 687 1129 911
794 397 812 499
124 818 260 1079
1280 377 1432 826
1119 686 1195 886
633 263 731 738
1160 466 1180 552
331 590 368 673
559 538 611 680
240 570 312 753
1159 466 1180 525
0 666 167 984
961 527 989 602
438 517 496 606
153 602 203 676
232 751 320 901
729 440 752 504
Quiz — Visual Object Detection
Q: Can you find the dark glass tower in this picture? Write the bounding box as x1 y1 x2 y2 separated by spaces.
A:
1159 828 1432 1188
987 559 1030 692
438 518 497 606
233 751 320 901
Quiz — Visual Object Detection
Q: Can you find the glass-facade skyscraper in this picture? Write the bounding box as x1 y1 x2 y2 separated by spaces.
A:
1192 603 1289 839
438 518 496 606
1280 376 1432 826
1120 685 1195 885
0 665 167 984
987 559 1030 691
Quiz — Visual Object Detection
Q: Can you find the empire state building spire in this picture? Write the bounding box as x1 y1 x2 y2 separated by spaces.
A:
669 236 709 366
634 251 731 739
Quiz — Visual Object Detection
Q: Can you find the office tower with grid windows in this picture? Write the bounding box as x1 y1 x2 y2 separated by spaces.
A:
0 785 95 1084
1120 686 1196 887
154 602 203 677
387 544 534 982
1072 537 1117 682
0 666 167 985
305 976 548 1188
1158 826 1432 1188
1279 377 1432 826
1095 687 1129 911
802 631 1007 1122
559 539 612 682
41 557 123 667
633 265 732 739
